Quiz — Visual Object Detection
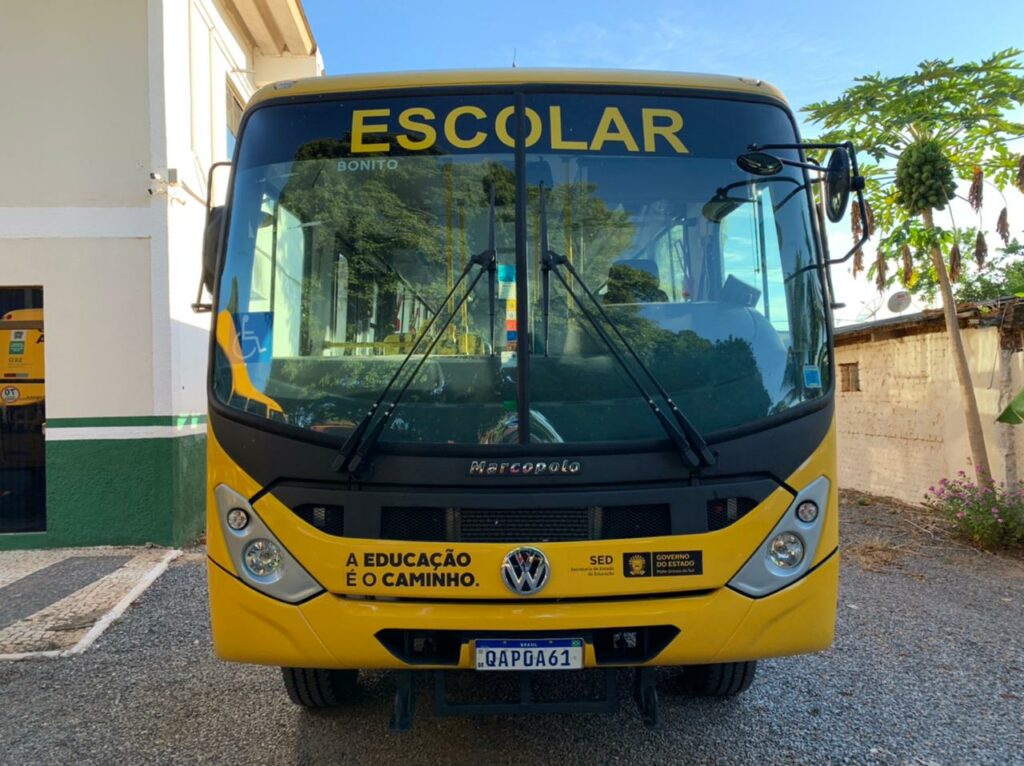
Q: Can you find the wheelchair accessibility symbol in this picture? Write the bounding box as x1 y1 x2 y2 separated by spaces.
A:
232 312 273 389
237 313 270 361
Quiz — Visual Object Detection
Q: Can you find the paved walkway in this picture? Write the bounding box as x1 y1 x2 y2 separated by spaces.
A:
0 546 178 659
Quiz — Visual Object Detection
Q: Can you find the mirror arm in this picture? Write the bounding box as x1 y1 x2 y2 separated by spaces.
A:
191 282 212 313
752 141 850 152
779 158 828 173
786 188 868 282
756 139 869 284
750 141 859 172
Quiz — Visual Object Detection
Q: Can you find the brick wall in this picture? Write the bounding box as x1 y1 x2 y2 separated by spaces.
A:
836 326 1024 505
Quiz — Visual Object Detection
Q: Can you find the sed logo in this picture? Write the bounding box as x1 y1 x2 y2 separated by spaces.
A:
589 555 613 566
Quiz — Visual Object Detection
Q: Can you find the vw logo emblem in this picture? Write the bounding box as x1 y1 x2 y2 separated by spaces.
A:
501 547 550 596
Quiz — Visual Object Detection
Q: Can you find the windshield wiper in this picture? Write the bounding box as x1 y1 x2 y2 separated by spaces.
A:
538 184 716 468
333 186 497 478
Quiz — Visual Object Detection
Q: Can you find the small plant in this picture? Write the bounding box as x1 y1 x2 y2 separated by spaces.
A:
924 472 1024 550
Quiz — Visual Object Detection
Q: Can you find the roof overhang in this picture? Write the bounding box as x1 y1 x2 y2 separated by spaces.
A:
224 0 317 57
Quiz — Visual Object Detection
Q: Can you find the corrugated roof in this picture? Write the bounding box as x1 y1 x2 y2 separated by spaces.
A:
835 297 1024 344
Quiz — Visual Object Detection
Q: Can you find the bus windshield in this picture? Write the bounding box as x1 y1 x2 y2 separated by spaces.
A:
215 91 830 447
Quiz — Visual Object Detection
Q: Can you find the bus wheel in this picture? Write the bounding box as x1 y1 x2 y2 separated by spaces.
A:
683 661 757 697
281 667 360 707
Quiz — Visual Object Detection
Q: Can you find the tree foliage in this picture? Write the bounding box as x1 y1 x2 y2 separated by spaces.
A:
805 50 1024 477
803 49 1024 291
912 238 1024 302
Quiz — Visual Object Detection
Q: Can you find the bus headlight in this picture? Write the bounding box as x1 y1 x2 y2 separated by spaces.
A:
243 538 283 578
215 484 323 603
226 508 250 530
768 532 804 569
795 501 819 524
729 476 829 597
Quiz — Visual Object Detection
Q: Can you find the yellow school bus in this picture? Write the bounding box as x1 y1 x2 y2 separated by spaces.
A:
1 308 45 468
201 69 865 728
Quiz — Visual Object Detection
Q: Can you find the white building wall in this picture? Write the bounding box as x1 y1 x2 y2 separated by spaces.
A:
0 2 151 208
155 0 262 422
0 1 155 420
0 0 318 425
0 0 321 547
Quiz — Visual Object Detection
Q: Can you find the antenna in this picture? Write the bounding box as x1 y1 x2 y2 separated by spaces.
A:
855 295 883 322
511 48 517 68
887 290 912 313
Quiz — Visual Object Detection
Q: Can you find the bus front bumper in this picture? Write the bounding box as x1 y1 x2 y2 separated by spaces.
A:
208 550 838 669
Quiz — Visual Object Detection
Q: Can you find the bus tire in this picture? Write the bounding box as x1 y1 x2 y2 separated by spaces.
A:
684 661 757 697
281 667 360 707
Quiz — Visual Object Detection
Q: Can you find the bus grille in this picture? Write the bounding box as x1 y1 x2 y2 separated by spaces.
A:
289 500 757 540
706 497 757 531
379 505 671 543
292 503 345 536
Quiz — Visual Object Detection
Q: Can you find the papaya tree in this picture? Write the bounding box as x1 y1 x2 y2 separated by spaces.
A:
804 49 1024 479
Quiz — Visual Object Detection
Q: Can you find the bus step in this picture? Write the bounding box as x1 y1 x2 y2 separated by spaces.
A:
633 667 659 727
389 670 416 732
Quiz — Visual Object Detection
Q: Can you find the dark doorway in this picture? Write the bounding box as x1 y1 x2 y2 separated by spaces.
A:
1 287 45 533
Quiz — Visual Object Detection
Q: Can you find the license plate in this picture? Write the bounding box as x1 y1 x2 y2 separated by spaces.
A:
474 638 584 671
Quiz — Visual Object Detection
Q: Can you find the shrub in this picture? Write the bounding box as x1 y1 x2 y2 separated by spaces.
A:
924 472 1024 551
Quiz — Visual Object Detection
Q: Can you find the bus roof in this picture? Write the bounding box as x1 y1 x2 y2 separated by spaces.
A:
248 68 788 109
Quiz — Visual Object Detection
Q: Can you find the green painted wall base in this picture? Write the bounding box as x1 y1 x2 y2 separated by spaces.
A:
0 433 206 550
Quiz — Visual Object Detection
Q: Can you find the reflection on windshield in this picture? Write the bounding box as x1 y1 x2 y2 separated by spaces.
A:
216 93 829 446
523 140 824 443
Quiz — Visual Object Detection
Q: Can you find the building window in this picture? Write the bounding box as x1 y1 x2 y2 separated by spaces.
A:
1 285 46 533
840 362 861 392
226 87 244 159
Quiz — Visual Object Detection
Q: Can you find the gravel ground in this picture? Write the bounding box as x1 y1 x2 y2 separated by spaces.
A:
1 493 1022 765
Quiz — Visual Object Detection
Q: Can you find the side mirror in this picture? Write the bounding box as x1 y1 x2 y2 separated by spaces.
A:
824 149 851 222
192 161 231 313
702 191 747 223
202 206 225 295
736 151 783 176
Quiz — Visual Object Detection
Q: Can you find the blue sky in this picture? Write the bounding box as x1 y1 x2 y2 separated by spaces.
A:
305 0 1022 125
302 0 1024 322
